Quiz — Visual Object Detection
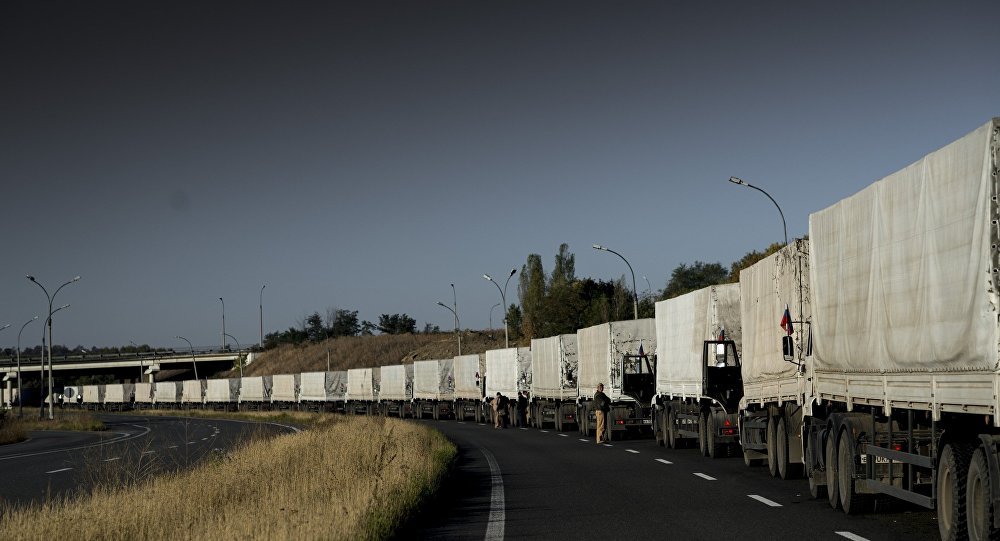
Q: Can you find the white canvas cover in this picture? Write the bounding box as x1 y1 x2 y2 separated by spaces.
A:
530 334 578 399
413 360 447 400
484 348 532 397
205 379 238 402
154 381 180 404
346 368 377 401
298 372 327 402
578 319 656 401
379 364 412 401
271 374 299 402
104 384 126 404
328 371 347 401
240 377 268 402
655 284 741 396
739 240 811 383
810 118 999 373
182 380 205 404
134 382 153 404
82 384 102 404
453 354 484 399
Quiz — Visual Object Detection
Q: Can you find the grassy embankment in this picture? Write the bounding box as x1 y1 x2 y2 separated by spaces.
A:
0 410 105 444
0 414 455 541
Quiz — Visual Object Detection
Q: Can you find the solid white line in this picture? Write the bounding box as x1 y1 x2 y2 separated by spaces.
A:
693 473 717 481
748 494 782 507
104 457 120 462
655 458 673 465
481 448 505 541
46 467 72 474
626 449 639 454
835 533 870 541
0 424 152 462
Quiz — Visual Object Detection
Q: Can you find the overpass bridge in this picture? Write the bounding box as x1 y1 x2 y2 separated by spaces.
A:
0 349 251 385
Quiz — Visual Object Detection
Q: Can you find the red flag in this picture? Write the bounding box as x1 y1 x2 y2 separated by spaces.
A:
780 304 793 335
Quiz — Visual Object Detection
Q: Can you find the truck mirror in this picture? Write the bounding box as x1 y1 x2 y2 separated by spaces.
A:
782 335 794 362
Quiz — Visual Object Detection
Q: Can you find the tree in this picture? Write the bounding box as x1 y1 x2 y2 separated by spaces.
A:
728 242 785 282
662 261 729 299
518 254 545 339
330 309 360 337
376 313 416 335
305 312 326 342
505 304 523 341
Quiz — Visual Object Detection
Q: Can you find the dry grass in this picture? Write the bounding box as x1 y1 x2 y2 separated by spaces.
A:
0 416 456 541
0 410 105 444
130 408 323 428
238 330 508 377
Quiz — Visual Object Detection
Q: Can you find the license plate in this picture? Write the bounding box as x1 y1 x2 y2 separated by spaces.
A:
860 454 890 464
641 419 652 424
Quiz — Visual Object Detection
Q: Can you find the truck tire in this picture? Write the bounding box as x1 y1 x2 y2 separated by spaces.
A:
967 446 1000 541
655 411 664 447
837 430 871 514
767 415 779 477
826 431 840 509
698 411 709 457
666 410 676 449
777 418 803 479
707 413 724 458
938 442 973 541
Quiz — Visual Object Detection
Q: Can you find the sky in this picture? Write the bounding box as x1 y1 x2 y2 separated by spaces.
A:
1 1 997 350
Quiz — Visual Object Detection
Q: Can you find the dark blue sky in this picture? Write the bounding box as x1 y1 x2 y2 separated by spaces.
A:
1 1 997 349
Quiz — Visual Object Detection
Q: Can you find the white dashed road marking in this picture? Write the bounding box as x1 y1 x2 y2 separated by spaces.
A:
655 458 673 465
835 533 870 541
540 430 548 433
579 438 589 442
602 444 613 447
626 449 639 454
46 468 72 474
558 434 568 437
748 495 782 507
693 473 716 481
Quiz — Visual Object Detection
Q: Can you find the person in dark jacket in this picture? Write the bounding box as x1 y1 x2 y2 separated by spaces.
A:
594 383 611 443
516 391 528 427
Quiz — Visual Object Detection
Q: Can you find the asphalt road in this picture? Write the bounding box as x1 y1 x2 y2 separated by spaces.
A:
414 420 940 541
0 413 297 507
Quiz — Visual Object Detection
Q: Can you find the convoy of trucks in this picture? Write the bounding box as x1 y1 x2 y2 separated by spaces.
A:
8 118 993 541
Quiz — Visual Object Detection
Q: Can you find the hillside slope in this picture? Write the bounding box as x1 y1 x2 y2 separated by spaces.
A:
228 330 515 377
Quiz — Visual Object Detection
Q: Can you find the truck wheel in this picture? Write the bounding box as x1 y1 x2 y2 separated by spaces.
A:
655 411 664 447
698 411 709 457
707 413 724 458
777 418 803 479
938 442 973 541
666 410 676 449
967 446 1000 541
838 431 871 514
826 431 840 509
767 415 779 477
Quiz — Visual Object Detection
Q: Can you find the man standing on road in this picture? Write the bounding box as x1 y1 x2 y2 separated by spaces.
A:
516 391 528 427
594 383 611 444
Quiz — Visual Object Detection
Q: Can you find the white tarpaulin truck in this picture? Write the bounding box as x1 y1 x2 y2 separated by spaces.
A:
182 380 205 407
238 376 272 409
530 334 579 430
737 239 811 477
378 364 413 417
484 347 532 426
413 359 455 419
654 283 742 457
204 378 239 410
577 319 655 439
346 367 379 415
270 374 298 407
299 371 348 412
453 354 484 422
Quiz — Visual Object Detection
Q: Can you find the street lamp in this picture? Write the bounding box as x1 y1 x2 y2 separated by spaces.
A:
259 284 266 350
484 268 517 348
436 301 461 355
219 297 227 351
176 336 198 381
728 176 788 246
37 304 69 419
16 316 38 418
643 275 652 301
223 333 243 378
592 244 638 320
27 274 80 420
489 302 500 331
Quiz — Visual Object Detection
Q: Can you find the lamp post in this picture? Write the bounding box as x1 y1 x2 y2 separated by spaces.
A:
592 244 638 320
219 297 227 351
484 268 517 348
728 176 788 246
643 275 652 301
436 301 461 355
223 333 243 378
259 284 266 350
175 336 198 381
129 340 145 381
489 302 500 331
16 316 38 418
37 304 69 419
27 274 80 420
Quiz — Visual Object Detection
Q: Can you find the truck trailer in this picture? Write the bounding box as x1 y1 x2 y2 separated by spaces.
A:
452 354 485 422
577 319 655 440
299 371 347 412
530 334 579 430
346 367 379 415
413 359 455 420
484 347 531 426
654 283 743 457
378 364 413 417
